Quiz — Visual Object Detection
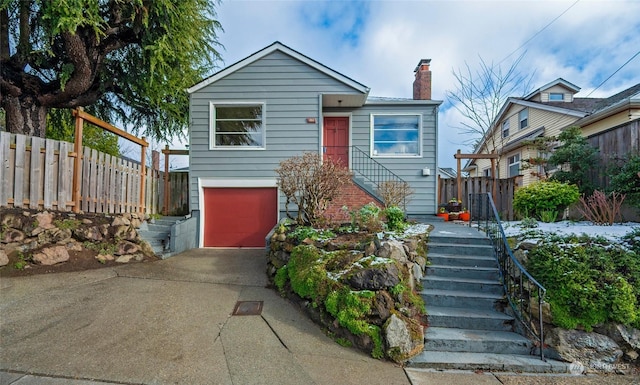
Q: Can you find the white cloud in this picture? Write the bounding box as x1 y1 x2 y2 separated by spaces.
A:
212 0 640 168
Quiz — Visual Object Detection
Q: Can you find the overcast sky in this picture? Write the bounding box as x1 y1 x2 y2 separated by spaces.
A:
171 0 640 170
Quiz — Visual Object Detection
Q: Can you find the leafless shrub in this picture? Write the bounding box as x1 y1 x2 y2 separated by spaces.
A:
577 190 626 225
377 180 414 209
276 152 352 226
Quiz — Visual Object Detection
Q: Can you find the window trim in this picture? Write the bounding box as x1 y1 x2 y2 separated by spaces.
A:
502 120 510 138
209 101 266 150
549 92 564 101
518 108 528 130
508 153 521 177
369 113 423 158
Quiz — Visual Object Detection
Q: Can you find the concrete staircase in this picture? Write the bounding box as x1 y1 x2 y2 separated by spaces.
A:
137 216 183 259
407 223 568 373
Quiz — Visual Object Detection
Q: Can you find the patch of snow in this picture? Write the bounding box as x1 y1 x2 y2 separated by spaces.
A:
402 223 430 236
360 255 393 266
502 220 639 242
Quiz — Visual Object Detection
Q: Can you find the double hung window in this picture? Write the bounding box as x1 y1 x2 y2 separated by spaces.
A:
502 120 510 138
518 108 528 130
210 102 265 149
508 154 521 177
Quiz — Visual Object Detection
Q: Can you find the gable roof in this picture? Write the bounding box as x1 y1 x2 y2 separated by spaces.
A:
523 78 581 100
187 41 370 95
438 167 457 178
572 83 640 127
541 97 604 113
589 83 640 114
468 81 640 169
472 96 587 153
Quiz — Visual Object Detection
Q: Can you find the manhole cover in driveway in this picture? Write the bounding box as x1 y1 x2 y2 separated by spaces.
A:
232 301 263 316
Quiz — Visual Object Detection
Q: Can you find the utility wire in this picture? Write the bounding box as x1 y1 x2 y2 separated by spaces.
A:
585 49 640 97
498 0 581 66
545 48 640 127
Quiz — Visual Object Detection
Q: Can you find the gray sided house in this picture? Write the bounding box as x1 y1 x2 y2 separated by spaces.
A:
187 42 442 248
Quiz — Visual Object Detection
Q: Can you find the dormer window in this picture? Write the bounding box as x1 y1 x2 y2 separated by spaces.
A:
549 93 564 101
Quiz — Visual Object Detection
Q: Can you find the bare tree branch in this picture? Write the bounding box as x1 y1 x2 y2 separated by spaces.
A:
446 52 535 149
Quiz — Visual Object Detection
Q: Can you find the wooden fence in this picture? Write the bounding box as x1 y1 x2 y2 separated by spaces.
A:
587 119 640 189
438 175 521 220
165 171 189 216
0 132 188 215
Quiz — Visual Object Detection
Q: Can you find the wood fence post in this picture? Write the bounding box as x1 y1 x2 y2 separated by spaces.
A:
491 155 497 204
139 137 147 214
163 145 170 216
456 149 462 202
72 108 84 213
437 174 441 207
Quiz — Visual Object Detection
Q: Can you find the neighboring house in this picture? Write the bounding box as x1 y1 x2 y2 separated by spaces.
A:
467 78 640 187
187 42 442 247
438 167 457 179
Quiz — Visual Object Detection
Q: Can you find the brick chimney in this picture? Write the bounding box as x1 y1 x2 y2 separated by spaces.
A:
413 59 432 100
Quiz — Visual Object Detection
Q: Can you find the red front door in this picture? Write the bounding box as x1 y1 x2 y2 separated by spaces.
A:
323 117 349 167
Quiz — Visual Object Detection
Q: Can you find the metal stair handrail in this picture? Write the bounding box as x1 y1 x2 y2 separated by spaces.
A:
469 192 547 361
350 146 406 204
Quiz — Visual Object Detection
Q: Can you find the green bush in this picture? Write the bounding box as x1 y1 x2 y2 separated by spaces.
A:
513 181 580 221
383 206 407 232
607 153 640 209
289 226 336 243
348 203 385 232
548 126 599 195
527 234 640 330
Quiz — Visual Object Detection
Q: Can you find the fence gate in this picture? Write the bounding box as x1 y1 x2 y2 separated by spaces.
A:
438 176 521 221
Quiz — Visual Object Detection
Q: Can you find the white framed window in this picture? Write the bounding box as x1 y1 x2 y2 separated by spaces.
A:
483 168 491 177
508 153 521 177
370 114 422 157
210 102 266 149
518 108 528 129
502 120 510 138
549 93 564 101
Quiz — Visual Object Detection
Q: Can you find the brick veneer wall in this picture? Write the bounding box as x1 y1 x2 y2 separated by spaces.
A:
323 180 381 224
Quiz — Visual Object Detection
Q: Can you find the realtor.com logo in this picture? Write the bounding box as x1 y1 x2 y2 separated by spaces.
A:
569 361 631 374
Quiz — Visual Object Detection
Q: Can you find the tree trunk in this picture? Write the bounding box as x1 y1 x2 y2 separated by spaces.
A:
4 95 48 137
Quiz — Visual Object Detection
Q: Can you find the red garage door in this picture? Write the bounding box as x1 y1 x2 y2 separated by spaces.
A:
203 188 278 247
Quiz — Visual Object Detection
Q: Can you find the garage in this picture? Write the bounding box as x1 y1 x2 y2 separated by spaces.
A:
203 187 278 247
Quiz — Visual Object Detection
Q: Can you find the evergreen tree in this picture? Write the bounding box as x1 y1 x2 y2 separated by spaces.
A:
1 0 222 141
548 126 599 195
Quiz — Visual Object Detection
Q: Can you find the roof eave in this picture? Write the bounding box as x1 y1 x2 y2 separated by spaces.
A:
364 98 443 106
523 78 581 100
187 41 369 95
473 98 586 154
573 98 640 127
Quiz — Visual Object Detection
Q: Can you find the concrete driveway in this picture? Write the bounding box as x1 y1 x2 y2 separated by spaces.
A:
1 249 637 385
1 249 410 385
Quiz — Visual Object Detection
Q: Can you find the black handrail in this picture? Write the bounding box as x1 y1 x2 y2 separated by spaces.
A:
323 146 408 210
469 192 547 361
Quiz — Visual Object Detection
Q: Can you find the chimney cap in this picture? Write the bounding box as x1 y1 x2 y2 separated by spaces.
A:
414 59 431 72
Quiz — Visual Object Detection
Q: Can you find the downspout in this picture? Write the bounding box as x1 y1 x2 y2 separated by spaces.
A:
434 105 439 215
318 94 323 158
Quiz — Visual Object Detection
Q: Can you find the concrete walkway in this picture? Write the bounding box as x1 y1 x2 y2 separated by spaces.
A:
1 246 636 384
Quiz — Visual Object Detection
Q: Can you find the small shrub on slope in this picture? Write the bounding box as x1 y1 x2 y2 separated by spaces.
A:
527 234 640 330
